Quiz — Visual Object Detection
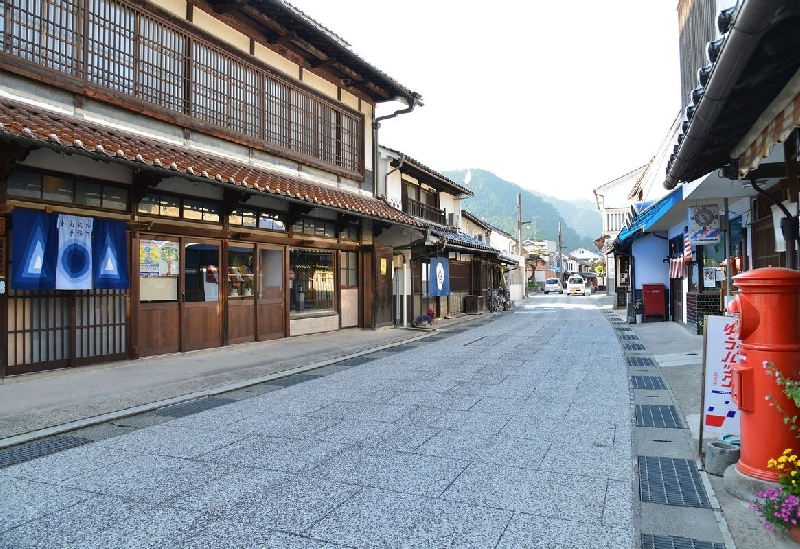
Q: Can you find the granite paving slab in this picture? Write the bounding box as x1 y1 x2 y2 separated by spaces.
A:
321 448 469 498
307 487 512 549
2 494 200 549
495 512 634 549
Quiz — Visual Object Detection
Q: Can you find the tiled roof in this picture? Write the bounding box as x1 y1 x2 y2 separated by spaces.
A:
427 223 499 254
381 146 472 196
0 99 420 226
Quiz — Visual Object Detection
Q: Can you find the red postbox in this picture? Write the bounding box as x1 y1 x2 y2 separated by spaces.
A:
726 267 800 481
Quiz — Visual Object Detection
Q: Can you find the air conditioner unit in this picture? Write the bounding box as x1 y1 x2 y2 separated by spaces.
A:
447 213 460 228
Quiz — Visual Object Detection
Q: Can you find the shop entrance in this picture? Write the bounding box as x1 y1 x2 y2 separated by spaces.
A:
137 236 222 356
256 246 285 340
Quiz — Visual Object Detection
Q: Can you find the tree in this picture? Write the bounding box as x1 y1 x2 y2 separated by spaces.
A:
527 252 543 286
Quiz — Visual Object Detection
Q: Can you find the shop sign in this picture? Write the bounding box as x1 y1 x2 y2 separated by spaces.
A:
688 205 720 245
702 315 740 436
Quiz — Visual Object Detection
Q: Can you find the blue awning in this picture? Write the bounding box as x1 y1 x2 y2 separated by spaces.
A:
616 187 682 247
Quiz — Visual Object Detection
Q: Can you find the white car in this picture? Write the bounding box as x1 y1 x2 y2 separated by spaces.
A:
544 278 562 294
566 276 587 295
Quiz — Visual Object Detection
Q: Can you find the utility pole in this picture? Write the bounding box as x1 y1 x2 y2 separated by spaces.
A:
558 221 564 286
517 194 525 298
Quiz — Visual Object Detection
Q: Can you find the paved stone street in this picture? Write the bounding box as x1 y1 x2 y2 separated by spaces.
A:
2 298 633 548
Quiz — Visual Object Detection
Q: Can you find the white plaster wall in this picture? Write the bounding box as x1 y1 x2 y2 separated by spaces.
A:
290 314 340 336
151 0 186 18
340 288 358 327
253 42 300 79
632 235 669 289
302 71 338 100
192 9 249 53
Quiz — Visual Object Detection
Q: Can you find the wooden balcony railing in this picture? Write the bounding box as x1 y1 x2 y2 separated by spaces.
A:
403 197 446 225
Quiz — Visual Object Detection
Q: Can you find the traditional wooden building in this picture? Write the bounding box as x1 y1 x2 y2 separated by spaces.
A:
0 0 423 375
374 147 515 323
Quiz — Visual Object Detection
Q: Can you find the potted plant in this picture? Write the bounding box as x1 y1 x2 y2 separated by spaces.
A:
242 278 254 296
752 363 800 540
751 448 800 540
634 298 643 324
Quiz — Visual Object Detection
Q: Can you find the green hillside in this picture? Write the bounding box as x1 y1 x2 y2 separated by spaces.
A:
442 169 599 252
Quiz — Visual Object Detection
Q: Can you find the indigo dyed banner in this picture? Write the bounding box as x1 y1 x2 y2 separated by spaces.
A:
93 218 129 289
428 257 451 296
11 208 57 290
11 208 129 290
56 214 94 290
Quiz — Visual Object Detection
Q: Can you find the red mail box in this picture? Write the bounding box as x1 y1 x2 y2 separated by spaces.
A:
642 283 666 321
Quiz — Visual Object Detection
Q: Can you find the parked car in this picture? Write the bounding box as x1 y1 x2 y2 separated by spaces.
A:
544 278 562 294
567 275 587 296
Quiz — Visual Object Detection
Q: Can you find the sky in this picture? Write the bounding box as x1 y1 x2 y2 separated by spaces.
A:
288 1 683 202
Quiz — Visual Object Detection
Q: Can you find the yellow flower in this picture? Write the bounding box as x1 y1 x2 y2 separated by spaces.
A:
779 455 788 463
778 464 786 470
769 458 778 469
790 455 798 462
785 448 793 455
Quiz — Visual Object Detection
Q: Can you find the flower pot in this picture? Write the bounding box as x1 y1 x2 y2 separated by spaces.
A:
635 314 642 324
788 525 800 544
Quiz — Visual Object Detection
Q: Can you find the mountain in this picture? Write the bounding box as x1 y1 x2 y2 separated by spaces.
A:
442 169 601 252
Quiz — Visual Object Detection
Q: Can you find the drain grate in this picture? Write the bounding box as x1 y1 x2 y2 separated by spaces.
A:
624 343 647 351
639 456 711 508
628 356 655 367
391 343 423 352
632 376 667 390
156 396 235 418
641 534 724 549
614 326 633 332
269 373 322 388
335 356 375 368
636 405 683 428
619 334 641 340
0 435 91 469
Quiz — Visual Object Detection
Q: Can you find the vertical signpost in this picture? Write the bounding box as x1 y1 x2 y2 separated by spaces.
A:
700 315 741 456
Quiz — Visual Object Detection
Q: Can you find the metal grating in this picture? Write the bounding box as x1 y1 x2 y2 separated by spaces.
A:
636 405 683 428
639 456 711 508
0 435 91 469
614 326 633 331
335 356 375 368
269 373 322 388
628 356 655 367
632 376 667 390
641 534 724 549
155 396 234 418
619 334 641 340
624 343 647 351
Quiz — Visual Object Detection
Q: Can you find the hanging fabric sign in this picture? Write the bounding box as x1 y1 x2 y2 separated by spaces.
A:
93 218 129 290
56 214 94 289
12 208 129 291
428 257 451 296
11 208 57 290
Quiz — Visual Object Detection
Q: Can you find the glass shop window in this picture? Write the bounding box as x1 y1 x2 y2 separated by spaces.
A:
289 249 335 313
341 251 358 287
139 239 180 302
228 245 255 299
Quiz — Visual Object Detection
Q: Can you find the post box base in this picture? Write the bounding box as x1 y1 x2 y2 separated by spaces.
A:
705 440 740 476
723 462 781 503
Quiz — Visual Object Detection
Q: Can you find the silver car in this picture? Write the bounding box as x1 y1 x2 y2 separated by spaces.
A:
544 278 562 294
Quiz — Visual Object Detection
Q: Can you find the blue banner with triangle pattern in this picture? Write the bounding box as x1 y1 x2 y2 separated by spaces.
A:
11 208 128 291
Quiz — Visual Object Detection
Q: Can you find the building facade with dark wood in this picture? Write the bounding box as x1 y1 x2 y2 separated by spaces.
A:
0 0 422 376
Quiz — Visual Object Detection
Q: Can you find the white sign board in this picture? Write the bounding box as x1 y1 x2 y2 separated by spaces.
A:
688 205 721 245
702 315 741 435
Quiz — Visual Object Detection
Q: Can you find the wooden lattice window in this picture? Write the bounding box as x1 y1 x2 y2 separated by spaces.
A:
0 0 363 175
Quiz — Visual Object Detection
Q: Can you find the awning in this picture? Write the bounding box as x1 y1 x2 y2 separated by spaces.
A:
615 187 683 247
734 70 800 177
